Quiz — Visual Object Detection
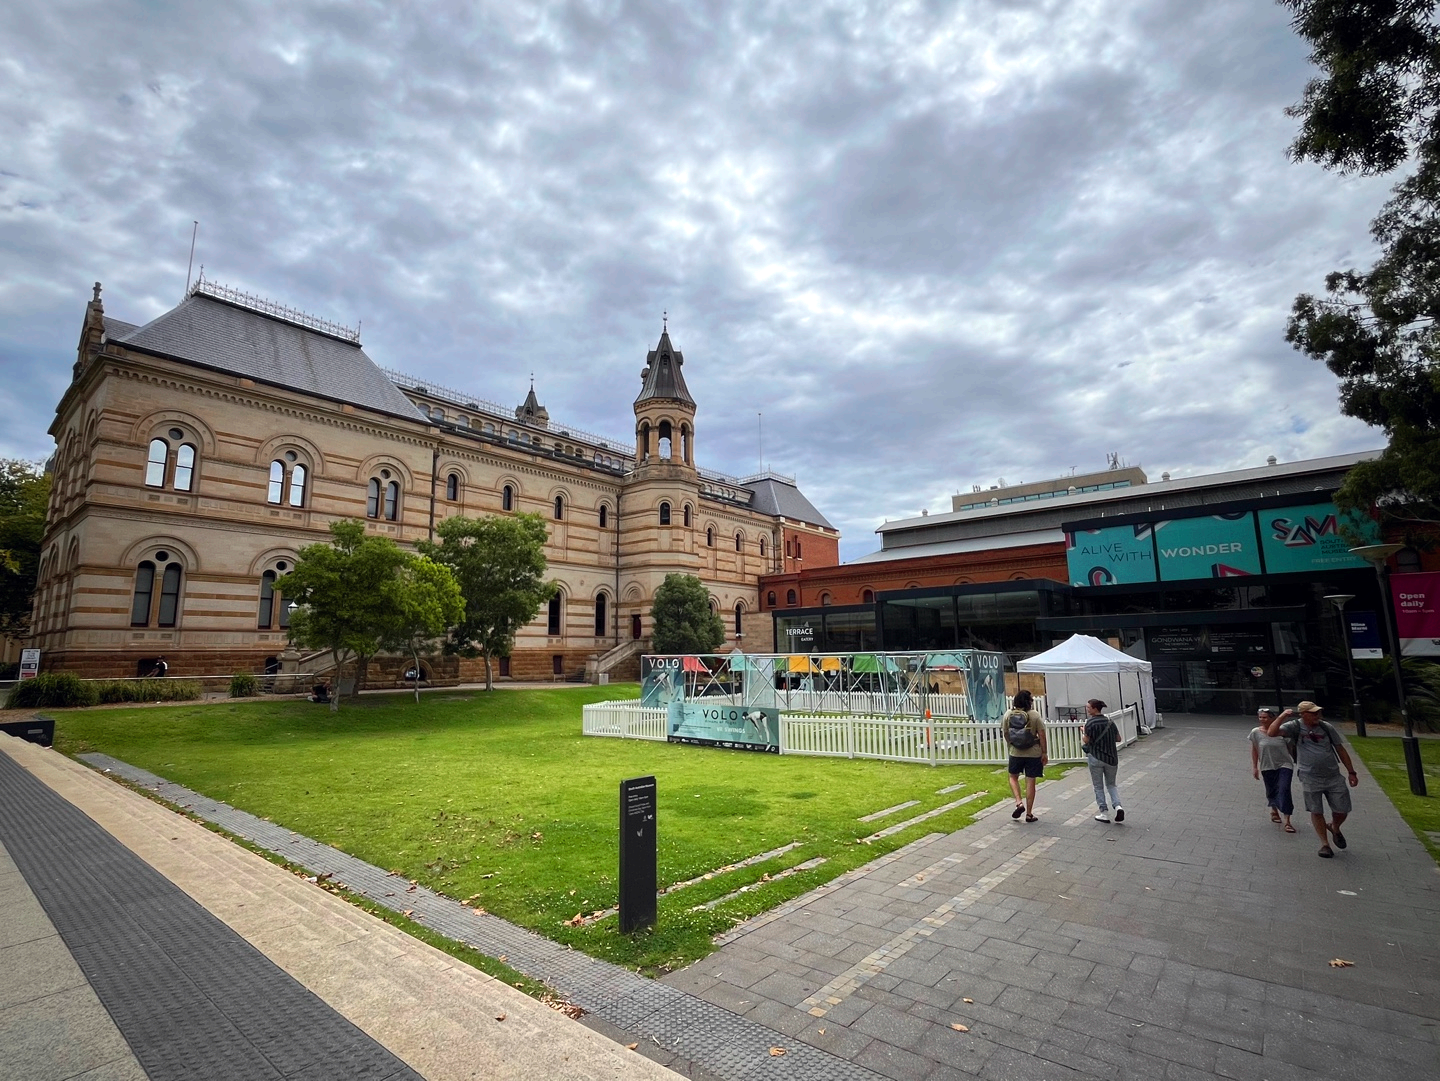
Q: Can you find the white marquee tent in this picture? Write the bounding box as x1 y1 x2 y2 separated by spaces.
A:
1017 635 1159 732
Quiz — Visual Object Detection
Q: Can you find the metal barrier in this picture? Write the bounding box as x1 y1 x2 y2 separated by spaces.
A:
582 701 1136 766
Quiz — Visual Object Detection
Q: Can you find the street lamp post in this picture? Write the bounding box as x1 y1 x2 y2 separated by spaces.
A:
1350 544 1428 795
1323 593 1364 738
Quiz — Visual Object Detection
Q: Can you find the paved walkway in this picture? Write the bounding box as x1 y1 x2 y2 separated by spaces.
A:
661 717 1440 1080
3 717 1440 1080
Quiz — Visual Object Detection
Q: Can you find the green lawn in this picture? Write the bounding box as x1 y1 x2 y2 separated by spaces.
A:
1346 736 1440 865
52 685 1026 973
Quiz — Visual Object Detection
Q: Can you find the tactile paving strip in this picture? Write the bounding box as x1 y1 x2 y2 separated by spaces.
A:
82 753 886 1081
0 751 421 1081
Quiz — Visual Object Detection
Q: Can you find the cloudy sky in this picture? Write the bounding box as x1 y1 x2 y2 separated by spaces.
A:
0 0 1394 560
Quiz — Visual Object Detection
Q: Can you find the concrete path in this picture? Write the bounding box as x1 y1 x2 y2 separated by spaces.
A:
662 716 1440 1080
0 732 682 1081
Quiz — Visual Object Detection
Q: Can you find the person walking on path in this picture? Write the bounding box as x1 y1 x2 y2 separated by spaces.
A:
1249 707 1296 833
1267 701 1359 858
1006 689 1048 823
1081 699 1124 823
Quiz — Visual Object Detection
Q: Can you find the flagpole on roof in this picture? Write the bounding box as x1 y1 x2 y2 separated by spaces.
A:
184 221 199 298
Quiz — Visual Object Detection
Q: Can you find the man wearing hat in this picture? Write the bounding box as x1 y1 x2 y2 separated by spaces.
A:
1266 701 1359 858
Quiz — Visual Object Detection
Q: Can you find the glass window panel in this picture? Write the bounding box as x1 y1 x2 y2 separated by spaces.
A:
131 562 155 626
548 596 561 635
595 594 607 636
384 481 399 520
158 564 181 627
174 445 195 491
258 571 275 628
367 478 380 517
289 464 307 506
145 439 167 487
268 461 285 504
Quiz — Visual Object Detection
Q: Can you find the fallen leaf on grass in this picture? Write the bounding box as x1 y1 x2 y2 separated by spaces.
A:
951 1023 969 1032
498 955 507 963
769 1047 787 1056
563 912 585 927
1329 958 1355 968
403 909 414 917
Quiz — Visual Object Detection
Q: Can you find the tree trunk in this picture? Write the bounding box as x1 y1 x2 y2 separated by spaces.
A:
329 649 342 712
410 644 422 704
483 652 493 691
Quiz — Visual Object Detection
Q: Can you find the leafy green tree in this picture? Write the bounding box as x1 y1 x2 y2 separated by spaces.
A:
378 556 464 704
650 573 725 654
275 520 411 709
1283 1 1440 526
0 460 51 636
418 513 555 690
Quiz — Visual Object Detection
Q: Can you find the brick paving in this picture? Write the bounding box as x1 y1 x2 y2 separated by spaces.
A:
662 717 1440 1080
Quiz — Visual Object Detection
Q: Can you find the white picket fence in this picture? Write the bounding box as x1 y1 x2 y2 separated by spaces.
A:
580 702 1141 766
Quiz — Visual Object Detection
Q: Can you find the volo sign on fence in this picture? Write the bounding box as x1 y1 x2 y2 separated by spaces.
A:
1392 571 1440 657
18 648 40 680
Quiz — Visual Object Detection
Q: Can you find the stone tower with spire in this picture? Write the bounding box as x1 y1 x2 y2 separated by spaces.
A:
632 317 695 474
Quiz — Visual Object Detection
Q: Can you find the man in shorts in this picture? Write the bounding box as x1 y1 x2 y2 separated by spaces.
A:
1006 689 1048 822
1267 701 1359 858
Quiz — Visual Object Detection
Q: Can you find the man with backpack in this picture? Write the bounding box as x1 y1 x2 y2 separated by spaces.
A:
1005 689 1048 822
1267 701 1359 859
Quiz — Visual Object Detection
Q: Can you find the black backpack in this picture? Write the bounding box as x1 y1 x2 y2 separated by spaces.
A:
1005 709 1037 750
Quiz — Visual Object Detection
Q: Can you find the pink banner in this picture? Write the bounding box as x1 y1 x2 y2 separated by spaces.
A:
1392 571 1440 656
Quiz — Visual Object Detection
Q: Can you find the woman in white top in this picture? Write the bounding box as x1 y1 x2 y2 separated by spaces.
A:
1248 707 1296 832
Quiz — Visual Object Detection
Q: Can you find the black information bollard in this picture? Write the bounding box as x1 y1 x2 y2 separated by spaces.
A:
618 775 657 934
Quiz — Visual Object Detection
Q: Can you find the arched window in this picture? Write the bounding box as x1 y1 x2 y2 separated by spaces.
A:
599 504 608 528
734 602 743 635
554 495 564 520
785 539 792 557
268 461 285 504
366 478 381 518
760 537 766 557
796 539 803 559
548 595 562 636
384 481 399 521
446 473 459 501
767 590 776 607
595 593 608 637
174 445 196 491
658 420 673 460
706 527 714 547
258 571 277 628
659 501 671 525
502 484 515 511
289 464 307 507
862 589 874 603
145 439 168 487
683 504 692 527
820 593 832 606
735 533 743 552
786 589 797 606
131 562 156 625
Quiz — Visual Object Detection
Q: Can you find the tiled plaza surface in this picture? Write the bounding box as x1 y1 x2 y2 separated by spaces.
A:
662 717 1440 1080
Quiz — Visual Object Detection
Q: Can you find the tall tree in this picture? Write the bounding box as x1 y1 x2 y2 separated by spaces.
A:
1283 1 1440 526
419 513 555 690
0 460 52 637
377 556 464 704
650 573 725 655
275 520 411 710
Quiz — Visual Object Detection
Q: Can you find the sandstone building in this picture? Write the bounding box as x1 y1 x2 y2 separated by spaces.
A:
32 278 838 680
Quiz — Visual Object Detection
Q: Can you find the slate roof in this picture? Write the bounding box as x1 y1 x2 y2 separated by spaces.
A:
102 316 139 339
114 294 426 422
635 329 694 406
744 475 834 530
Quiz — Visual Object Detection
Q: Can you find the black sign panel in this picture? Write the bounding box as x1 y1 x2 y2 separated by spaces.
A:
618 775 657 934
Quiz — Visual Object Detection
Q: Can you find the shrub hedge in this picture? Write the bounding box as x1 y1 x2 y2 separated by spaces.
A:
6 674 202 708
230 672 259 698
